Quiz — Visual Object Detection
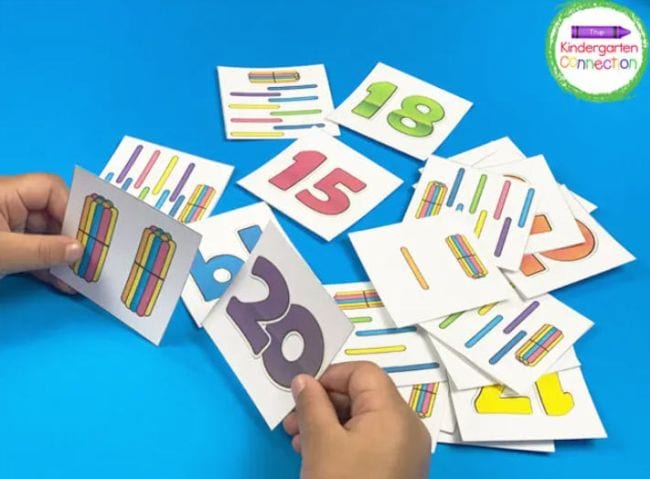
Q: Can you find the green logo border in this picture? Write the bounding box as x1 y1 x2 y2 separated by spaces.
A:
546 0 648 102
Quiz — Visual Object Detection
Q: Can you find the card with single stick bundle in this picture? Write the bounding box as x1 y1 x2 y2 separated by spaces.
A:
398 382 449 453
217 64 339 139
52 167 201 345
326 282 446 386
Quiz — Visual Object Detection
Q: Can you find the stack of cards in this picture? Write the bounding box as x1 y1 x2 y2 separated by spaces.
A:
52 62 634 456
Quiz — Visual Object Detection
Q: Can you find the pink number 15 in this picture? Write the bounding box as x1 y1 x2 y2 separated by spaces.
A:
268 151 367 215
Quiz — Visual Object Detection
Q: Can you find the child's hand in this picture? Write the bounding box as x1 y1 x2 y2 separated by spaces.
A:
0 174 82 292
283 362 431 479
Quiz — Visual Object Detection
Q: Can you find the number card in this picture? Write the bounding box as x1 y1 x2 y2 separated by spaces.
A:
217 64 339 139
506 189 634 298
101 136 233 223
202 223 353 428
326 282 446 386
398 382 449 453
405 157 538 271
52 167 201 345
421 295 592 393
329 63 472 160
349 215 516 327
238 129 402 241
182 202 281 327
451 368 606 442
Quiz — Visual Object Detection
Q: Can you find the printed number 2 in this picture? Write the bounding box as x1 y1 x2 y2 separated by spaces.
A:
352 81 445 137
269 151 366 215
226 256 325 388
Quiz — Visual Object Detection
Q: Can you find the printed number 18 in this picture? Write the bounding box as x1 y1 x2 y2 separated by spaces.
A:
352 81 445 137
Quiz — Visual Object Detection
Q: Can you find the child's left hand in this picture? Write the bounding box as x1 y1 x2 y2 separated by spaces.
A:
0 173 82 293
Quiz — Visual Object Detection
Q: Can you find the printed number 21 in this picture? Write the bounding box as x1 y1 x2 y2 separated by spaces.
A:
269 151 366 215
352 81 445 137
226 256 325 388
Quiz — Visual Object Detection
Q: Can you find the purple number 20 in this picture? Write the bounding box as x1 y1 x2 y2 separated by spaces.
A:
226 256 325 388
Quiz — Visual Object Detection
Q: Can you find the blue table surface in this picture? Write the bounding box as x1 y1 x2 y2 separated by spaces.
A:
0 0 648 477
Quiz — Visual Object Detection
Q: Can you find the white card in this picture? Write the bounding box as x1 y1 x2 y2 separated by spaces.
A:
349 215 516 326
398 382 449 453
51 167 201 345
452 137 526 167
202 223 353 428
437 384 555 452
452 367 606 442
405 157 538 270
329 63 472 160
422 295 592 393
238 129 402 241
217 64 339 139
506 189 634 298
562 185 597 213
484 156 584 253
100 136 233 223
181 202 281 327
325 282 446 386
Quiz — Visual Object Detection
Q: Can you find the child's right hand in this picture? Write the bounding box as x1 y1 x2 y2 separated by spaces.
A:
283 362 431 479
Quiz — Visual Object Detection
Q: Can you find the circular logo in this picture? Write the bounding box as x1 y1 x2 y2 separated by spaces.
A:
546 0 648 101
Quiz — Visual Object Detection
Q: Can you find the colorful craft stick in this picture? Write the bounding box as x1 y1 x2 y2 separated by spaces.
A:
178 184 216 223
71 194 118 283
415 181 448 218
446 234 488 279
334 288 383 310
515 324 564 366
408 383 439 418
121 226 176 317
248 70 300 83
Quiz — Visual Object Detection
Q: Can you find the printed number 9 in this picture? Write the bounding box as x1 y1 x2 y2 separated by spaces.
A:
352 81 445 137
226 256 325 388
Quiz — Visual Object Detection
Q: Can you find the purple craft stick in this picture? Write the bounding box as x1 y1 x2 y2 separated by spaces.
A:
503 301 541 334
571 25 631 39
117 144 143 184
170 163 195 202
494 217 511 258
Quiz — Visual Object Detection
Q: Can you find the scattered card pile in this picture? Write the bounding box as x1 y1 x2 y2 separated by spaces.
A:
52 62 634 453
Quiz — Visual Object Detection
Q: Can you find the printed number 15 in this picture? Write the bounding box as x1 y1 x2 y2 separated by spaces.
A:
269 151 366 215
352 81 445 137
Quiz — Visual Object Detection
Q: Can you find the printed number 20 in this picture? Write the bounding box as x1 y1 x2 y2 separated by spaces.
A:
352 81 445 137
226 256 325 388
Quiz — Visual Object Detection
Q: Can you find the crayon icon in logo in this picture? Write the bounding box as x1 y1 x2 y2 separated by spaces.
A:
515 324 564 366
178 184 216 223
408 383 439 418
416 181 448 218
122 226 176 317
445 234 488 279
71 194 118 282
571 25 631 39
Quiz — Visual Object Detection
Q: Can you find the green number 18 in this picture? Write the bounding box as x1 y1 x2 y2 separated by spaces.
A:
351 81 445 137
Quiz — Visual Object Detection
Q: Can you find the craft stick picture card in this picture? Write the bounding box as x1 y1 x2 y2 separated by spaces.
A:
238 129 402 241
101 136 233 224
398 382 449 453
217 65 339 139
182 202 281 327
202 223 353 429
52 167 201 345
349 215 516 327
329 63 472 160
451 368 606 442
483 156 584 253
405 157 538 271
506 188 634 298
326 282 447 387
422 295 592 393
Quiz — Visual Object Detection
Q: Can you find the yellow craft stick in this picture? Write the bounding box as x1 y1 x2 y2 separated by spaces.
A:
344 345 407 355
474 210 487 237
153 155 178 195
400 247 429 290
228 104 280 109
478 303 497 315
